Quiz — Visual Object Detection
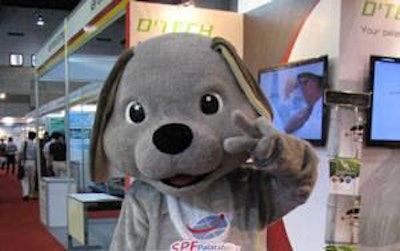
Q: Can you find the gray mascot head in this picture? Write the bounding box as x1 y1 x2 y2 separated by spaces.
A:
90 33 272 197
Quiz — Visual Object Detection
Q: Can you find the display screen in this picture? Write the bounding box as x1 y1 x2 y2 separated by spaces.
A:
367 56 400 147
258 56 328 145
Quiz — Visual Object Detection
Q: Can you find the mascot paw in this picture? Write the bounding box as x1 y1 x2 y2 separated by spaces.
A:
224 111 280 168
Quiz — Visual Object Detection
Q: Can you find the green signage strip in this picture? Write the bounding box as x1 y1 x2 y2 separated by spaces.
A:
136 18 214 37
362 0 400 20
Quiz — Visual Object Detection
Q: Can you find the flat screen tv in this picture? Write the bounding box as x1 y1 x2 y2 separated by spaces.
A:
366 55 400 147
258 55 328 146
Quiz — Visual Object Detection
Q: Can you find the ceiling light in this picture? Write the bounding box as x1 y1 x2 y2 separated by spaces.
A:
36 15 45 26
83 25 97 33
9 53 23 66
2 117 15 126
0 93 6 100
31 54 36 67
71 104 97 112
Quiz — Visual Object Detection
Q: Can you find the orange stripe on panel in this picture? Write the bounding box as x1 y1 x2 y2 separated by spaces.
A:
281 1 320 64
37 0 126 76
268 1 320 250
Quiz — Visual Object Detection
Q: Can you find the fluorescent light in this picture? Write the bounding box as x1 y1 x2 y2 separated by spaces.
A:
2 117 15 125
9 53 23 66
31 54 36 67
45 111 65 117
84 25 97 33
36 15 45 26
71 104 97 112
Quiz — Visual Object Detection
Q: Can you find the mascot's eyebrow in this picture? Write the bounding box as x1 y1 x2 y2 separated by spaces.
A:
211 37 273 121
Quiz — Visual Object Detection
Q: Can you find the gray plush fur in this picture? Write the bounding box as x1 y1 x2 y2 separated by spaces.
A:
91 33 318 250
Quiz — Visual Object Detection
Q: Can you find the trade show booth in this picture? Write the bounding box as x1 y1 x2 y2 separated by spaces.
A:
31 0 126 247
243 0 399 250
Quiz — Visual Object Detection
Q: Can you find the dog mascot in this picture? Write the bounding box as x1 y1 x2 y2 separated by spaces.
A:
90 33 318 251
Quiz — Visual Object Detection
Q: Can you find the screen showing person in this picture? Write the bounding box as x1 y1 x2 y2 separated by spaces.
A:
259 56 327 145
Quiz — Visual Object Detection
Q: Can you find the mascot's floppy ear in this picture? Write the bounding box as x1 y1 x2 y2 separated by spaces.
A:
90 48 134 182
211 37 273 121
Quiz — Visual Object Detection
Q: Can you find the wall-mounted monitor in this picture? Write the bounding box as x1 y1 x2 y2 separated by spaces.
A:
366 55 400 147
258 55 328 146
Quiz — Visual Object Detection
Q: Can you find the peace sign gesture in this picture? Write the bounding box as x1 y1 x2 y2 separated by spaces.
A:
224 110 318 205
224 110 281 169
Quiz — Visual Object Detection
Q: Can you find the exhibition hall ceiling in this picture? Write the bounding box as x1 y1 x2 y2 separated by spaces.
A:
0 0 81 10
0 0 189 10
0 0 235 11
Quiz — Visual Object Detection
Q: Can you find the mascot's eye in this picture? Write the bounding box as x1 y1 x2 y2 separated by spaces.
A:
125 102 145 123
200 93 221 115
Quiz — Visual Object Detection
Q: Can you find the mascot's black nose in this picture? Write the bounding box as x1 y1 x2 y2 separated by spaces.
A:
153 123 193 154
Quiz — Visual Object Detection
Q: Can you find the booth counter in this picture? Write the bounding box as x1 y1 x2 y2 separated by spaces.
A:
40 177 76 227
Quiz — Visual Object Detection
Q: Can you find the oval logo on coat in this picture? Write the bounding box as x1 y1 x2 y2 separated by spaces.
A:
187 213 229 240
